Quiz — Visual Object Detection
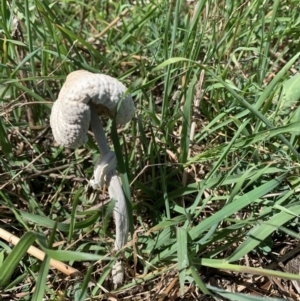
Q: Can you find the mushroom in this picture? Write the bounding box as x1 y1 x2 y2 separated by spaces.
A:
50 70 134 286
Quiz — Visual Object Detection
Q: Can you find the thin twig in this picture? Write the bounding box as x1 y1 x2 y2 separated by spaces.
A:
0 152 44 190
14 155 89 182
48 173 86 182
94 8 131 39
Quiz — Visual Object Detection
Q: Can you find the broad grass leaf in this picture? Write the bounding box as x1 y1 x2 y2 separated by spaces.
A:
42 248 113 262
201 258 300 282
189 173 286 241
207 284 287 301
0 232 35 287
20 210 101 232
278 73 300 123
282 73 300 105
227 203 300 262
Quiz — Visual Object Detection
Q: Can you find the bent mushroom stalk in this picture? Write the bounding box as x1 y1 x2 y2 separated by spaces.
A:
50 70 134 286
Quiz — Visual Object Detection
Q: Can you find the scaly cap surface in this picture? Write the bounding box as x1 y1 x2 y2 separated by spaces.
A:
50 70 134 148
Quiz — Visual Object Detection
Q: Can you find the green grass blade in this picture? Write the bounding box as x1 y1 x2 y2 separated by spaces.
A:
77 265 93 301
42 248 113 262
180 75 197 162
0 231 35 287
20 210 101 232
207 285 287 301
68 188 83 243
189 265 212 296
201 258 300 282
111 119 133 234
31 255 50 301
92 259 116 296
25 0 36 78
227 203 300 262
177 227 188 295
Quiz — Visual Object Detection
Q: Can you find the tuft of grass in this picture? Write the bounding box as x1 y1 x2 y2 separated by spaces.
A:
1 0 300 300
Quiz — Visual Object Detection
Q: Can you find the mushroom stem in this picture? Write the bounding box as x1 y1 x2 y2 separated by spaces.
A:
90 105 129 244
90 104 110 155
90 104 128 286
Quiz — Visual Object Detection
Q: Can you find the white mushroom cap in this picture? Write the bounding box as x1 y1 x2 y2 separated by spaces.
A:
50 70 134 148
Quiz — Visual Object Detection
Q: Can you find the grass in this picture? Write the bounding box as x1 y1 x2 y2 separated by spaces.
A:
1 0 300 300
